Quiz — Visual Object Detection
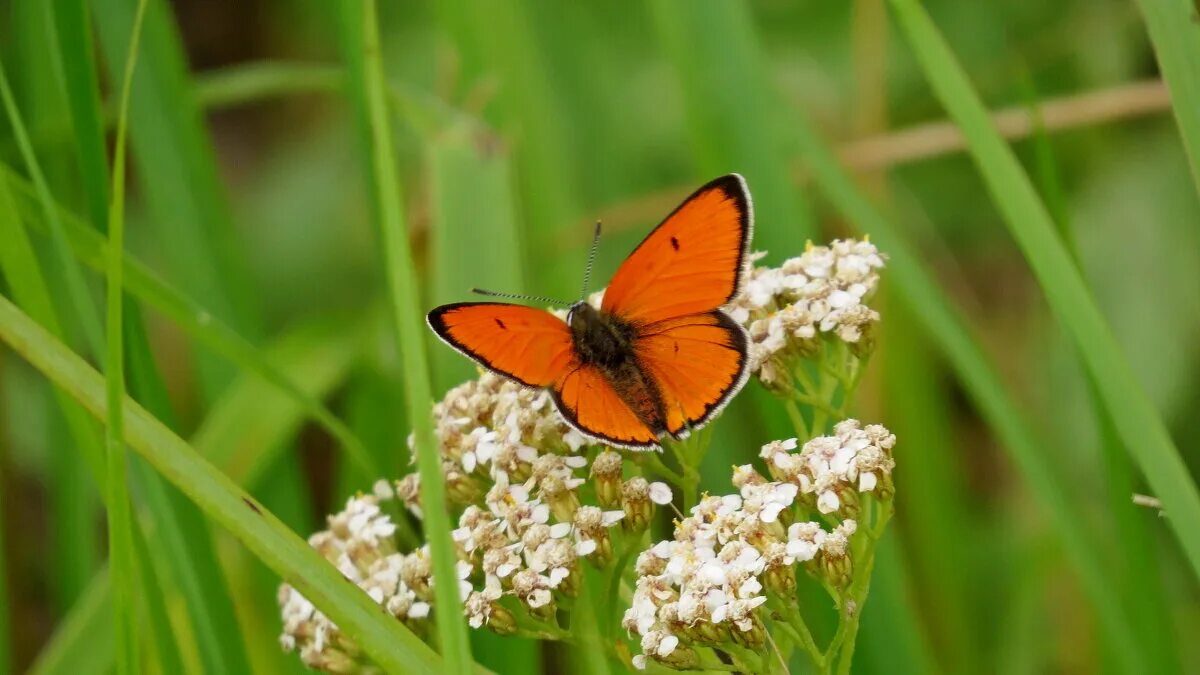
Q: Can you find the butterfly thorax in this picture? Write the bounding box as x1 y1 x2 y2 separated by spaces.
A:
567 302 669 434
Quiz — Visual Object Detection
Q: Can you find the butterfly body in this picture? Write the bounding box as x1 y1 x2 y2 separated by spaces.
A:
429 174 753 449
566 301 672 438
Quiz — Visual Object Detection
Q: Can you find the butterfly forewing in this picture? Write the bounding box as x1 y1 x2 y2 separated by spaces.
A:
427 302 575 387
601 174 752 325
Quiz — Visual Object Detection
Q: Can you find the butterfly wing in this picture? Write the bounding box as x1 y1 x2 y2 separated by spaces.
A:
552 364 658 448
634 311 749 435
601 174 751 325
427 303 575 387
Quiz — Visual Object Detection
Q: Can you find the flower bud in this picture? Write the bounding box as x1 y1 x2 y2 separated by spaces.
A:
622 477 654 532
591 450 623 509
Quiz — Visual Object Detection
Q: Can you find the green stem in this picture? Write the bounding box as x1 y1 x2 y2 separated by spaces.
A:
783 398 810 440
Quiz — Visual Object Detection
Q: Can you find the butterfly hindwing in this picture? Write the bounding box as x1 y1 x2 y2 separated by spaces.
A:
601 174 751 325
553 363 658 447
427 302 575 387
634 311 749 435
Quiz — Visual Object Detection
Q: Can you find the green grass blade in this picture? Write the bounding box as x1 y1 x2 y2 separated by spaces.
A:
889 0 1200 585
0 293 446 675
91 0 260 399
49 0 111 232
340 2 473 670
128 521 185 674
0 181 106 621
649 1 817 250
27 570 114 675
428 122 526 389
788 106 1143 671
3 166 378 478
192 311 370 488
1025 93 1179 672
1132 0 1200 197
102 1 148 669
28 313 354 675
0 61 104 363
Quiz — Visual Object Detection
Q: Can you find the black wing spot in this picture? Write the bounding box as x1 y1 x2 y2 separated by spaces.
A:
242 497 262 515
494 318 507 330
673 341 679 355
670 236 680 251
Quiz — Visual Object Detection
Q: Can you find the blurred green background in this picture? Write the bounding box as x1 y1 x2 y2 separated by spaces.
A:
1 0 1199 673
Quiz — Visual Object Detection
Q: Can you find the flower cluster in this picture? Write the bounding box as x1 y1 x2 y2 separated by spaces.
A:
624 422 894 670
281 368 677 672
726 238 886 385
278 489 432 672
399 371 590 512
760 419 896 516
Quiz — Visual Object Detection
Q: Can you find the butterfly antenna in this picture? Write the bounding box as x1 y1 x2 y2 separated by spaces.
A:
470 287 573 307
580 220 602 300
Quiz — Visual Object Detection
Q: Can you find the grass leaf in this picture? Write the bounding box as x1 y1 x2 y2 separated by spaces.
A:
889 0 1200 587
2 166 378 478
339 2 473 670
1132 0 1200 197
0 292 446 674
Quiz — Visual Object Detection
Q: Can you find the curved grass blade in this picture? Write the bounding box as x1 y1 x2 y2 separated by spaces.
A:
0 293 446 674
889 0 1200 586
0 61 104 363
338 2 473 670
1132 0 1200 197
789 103 1143 672
2 167 378 478
192 311 370 488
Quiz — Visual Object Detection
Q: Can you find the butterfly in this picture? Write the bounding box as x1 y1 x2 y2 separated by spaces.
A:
427 174 753 449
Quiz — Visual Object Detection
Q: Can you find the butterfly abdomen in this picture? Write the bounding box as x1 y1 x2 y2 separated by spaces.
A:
568 303 669 435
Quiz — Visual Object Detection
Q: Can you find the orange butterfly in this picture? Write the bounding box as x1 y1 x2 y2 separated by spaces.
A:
427 174 752 449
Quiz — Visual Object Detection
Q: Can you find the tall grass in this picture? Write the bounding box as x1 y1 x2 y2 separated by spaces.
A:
889 0 1200 585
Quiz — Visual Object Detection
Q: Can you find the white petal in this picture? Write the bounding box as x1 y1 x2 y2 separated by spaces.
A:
602 510 626 526
409 602 430 619
859 471 878 492
632 655 647 670
658 634 679 656
549 522 572 539
817 490 840 514
648 482 673 505
576 539 597 556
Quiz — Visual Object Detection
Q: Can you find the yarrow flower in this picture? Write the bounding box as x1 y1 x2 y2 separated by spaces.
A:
624 423 896 670
761 420 896 516
725 238 886 386
280 367 676 672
